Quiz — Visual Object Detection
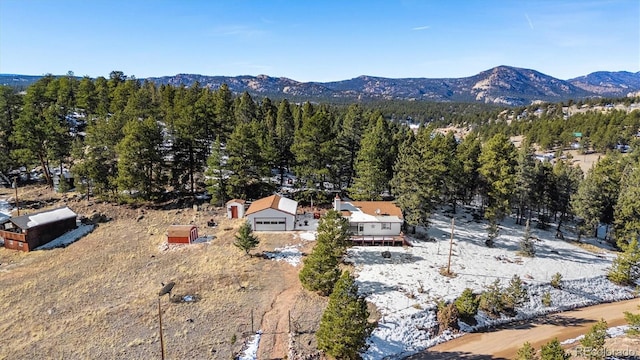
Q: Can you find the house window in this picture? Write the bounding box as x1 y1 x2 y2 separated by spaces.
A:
18 242 23 247
358 224 364 233
382 223 392 230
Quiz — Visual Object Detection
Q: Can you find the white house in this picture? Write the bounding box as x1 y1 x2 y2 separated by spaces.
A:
245 194 298 231
226 199 246 219
334 196 404 244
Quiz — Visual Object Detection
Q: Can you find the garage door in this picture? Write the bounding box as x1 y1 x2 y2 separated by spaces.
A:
254 218 286 231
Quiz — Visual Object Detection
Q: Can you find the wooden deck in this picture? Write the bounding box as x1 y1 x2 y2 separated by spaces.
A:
350 235 409 246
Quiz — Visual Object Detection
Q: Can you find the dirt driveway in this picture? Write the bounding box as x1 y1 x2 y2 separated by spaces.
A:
408 298 640 359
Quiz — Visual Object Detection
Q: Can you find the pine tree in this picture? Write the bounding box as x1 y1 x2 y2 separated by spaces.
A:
205 136 229 206
614 163 640 246
520 219 536 257
291 109 337 189
436 301 459 333
608 238 640 285
299 240 341 296
315 209 351 258
336 104 364 188
456 132 482 205
479 279 504 317
478 133 517 241
234 221 260 255
349 116 392 200
115 117 164 199
316 271 375 359
515 342 537 360
225 122 267 199
503 274 528 312
274 99 295 185
624 306 640 336
454 288 479 323
579 319 607 360
539 338 570 360
514 138 537 224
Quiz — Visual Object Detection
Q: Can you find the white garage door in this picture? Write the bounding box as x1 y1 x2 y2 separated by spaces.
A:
254 218 286 231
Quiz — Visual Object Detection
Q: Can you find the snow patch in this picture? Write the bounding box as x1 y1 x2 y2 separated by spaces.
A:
298 232 316 241
238 330 262 360
264 245 302 266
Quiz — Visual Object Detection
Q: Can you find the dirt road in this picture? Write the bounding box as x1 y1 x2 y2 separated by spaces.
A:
408 298 640 359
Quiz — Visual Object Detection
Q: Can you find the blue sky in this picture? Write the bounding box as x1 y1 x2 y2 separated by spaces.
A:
1 0 638 82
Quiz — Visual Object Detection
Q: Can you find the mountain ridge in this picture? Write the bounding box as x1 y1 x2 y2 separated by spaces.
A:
2 66 639 106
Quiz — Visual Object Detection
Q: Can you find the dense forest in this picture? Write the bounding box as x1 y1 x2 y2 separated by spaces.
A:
0 71 639 246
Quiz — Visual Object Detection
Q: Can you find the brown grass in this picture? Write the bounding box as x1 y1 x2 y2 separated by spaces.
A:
0 185 324 359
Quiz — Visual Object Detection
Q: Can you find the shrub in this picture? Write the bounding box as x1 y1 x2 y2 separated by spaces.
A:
579 319 608 360
608 238 640 286
519 220 536 257
479 279 504 317
454 288 479 323
540 338 570 360
503 275 528 313
550 273 563 289
436 301 459 334
515 341 537 360
625 306 640 336
542 292 552 307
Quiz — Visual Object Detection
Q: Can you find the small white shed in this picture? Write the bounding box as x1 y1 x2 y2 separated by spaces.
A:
245 194 298 231
226 199 246 219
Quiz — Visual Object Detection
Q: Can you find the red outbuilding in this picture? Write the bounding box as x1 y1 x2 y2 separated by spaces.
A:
167 225 198 244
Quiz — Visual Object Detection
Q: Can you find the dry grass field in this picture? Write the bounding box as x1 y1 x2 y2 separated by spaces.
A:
0 186 325 360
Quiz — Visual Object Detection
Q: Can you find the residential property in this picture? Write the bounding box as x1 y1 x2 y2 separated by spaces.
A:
245 194 298 231
167 225 199 244
0 206 77 252
334 196 405 245
226 199 246 219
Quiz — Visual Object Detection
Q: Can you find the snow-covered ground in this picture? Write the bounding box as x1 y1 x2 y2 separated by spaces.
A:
0 198 11 217
560 325 630 345
347 208 636 360
238 330 262 360
264 245 303 266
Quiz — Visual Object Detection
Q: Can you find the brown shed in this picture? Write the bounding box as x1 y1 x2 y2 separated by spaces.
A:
0 206 77 252
167 225 198 244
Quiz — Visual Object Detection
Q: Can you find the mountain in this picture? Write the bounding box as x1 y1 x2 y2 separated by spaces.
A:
568 71 640 97
2 66 640 106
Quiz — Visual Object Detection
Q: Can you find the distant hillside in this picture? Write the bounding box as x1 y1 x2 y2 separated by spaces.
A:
568 71 640 97
2 66 640 106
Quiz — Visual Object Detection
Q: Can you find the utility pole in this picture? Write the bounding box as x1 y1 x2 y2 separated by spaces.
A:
447 218 455 274
158 298 165 360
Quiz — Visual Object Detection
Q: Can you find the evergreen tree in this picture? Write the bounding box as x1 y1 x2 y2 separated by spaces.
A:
539 338 570 360
291 109 337 189
225 122 267 199
515 342 537 360
579 319 607 360
478 133 517 244
520 219 536 257
213 83 235 140
456 132 482 204
624 306 640 336
0 86 21 173
503 274 528 312
572 153 624 240
336 104 364 188
607 238 640 285
391 132 430 229
514 138 537 224
316 271 375 360
316 209 351 258
205 136 229 206
115 117 164 199
234 221 260 255
299 240 341 296
274 99 295 185
349 116 392 200
479 279 504 317
454 288 479 323
614 163 640 245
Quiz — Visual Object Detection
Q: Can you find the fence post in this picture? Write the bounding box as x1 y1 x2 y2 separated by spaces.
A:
251 309 254 333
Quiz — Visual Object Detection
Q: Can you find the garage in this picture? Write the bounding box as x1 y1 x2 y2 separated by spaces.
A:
245 194 298 231
253 218 286 231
